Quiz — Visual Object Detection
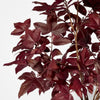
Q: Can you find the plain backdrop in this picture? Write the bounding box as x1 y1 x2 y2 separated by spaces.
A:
0 0 96 100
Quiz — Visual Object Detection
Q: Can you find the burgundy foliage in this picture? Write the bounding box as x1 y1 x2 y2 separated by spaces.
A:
4 0 100 100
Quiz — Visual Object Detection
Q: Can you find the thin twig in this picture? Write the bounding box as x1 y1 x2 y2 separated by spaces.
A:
93 86 99 100
64 0 81 71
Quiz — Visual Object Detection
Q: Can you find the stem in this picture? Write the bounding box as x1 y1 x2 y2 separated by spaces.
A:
93 86 100 100
64 0 81 71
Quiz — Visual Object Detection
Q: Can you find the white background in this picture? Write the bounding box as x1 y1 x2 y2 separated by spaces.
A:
0 0 95 100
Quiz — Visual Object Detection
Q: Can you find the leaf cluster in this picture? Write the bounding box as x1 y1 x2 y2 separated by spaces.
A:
4 0 100 100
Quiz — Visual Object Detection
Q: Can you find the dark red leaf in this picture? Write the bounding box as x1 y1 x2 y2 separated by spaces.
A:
39 36 50 44
51 49 62 58
33 6 47 11
52 35 71 45
87 84 93 94
18 71 53 98
67 44 82 54
80 48 90 64
68 33 74 41
83 0 100 11
69 75 83 98
34 22 50 34
95 30 100 39
52 92 73 100
64 13 81 22
85 13 100 30
57 9 66 17
18 80 33 98
97 74 100 92
12 41 23 52
11 19 31 35
36 43 46 54
11 29 24 35
54 68 68 81
4 61 17 66
52 23 69 35
69 53 77 57
85 59 94 66
14 19 30 29
15 64 27 74
18 71 35 80
92 43 100 52
66 58 77 66
47 12 57 26
48 59 58 70
52 85 73 100
55 0 64 4
23 29 41 49
74 3 87 15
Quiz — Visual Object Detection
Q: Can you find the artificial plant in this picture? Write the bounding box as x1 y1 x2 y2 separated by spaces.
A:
4 0 100 100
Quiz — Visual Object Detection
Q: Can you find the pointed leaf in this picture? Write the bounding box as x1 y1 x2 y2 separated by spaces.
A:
34 22 50 34
53 35 71 45
11 29 24 35
92 43 100 52
18 80 32 98
66 58 77 66
87 84 93 94
52 23 68 35
12 19 31 35
55 0 64 4
51 49 62 58
33 6 46 11
70 75 83 98
18 71 35 80
74 3 87 15
48 59 58 70
85 59 94 66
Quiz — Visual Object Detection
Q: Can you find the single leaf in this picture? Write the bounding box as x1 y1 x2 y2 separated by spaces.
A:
83 0 100 11
80 48 90 64
92 43 100 52
87 84 93 94
53 35 71 45
52 92 73 100
74 3 87 15
68 33 74 41
55 0 64 4
66 58 77 66
69 75 83 98
48 59 58 70
18 71 35 80
11 19 31 35
34 22 50 34
64 13 81 22
18 80 33 98
39 36 50 44
14 19 30 29
11 29 24 35
4 61 17 66
22 29 41 49
57 9 66 17
85 59 94 66
85 13 100 30
15 64 27 74
33 6 47 11
52 23 68 35
52 85 73 100
51 49 62 58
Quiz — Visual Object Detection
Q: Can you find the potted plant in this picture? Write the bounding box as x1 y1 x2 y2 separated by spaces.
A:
4 0 100 100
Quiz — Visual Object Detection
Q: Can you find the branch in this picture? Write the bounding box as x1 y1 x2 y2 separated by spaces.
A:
64 0 81 71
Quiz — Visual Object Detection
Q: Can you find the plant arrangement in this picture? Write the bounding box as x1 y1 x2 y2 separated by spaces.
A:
4 0 100 100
